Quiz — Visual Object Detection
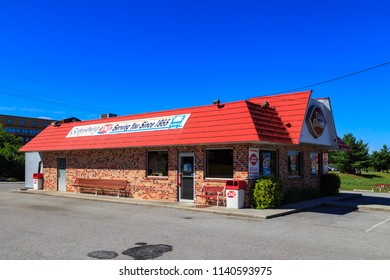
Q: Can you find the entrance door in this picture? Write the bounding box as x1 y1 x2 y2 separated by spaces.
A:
179 153 195 201
57 158 67 191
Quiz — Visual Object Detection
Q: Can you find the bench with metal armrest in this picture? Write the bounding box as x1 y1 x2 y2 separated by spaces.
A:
196 185 226 207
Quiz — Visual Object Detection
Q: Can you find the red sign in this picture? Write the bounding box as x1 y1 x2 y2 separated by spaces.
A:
250 153 258 165
306 106 326 138
227 191 236 198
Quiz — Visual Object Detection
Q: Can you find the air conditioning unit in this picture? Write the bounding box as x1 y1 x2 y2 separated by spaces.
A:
100 113 117 119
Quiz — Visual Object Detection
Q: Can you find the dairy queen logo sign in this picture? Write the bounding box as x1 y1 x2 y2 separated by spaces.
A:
306 106 326 138
227 191 236 198
97 124 113 134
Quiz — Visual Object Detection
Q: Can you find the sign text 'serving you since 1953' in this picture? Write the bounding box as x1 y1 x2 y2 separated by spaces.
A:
66 114 191 138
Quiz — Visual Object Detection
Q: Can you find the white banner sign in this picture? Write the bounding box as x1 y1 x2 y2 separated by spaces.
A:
248 148 260 180
323 153 329 174
66 114 191 138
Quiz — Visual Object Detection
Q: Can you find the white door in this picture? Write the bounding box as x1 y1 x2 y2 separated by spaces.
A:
57 158 67 191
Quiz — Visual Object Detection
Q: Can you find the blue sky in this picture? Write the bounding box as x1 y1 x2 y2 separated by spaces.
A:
0 0 389 152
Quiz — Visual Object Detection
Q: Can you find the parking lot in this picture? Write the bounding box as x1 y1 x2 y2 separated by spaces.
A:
0 182 389 259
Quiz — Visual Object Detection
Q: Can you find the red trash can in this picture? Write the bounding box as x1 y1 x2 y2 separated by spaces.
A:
225 180 246 209
33 173 43 190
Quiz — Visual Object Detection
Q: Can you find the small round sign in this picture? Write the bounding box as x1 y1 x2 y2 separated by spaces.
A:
97 124 113 134
250 153 258 165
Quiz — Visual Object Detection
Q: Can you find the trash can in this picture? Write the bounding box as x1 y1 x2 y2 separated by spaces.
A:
33 173 43 190
226 180 246 209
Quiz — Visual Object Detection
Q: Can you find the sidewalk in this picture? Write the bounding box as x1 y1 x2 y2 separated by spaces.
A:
14 188 365 219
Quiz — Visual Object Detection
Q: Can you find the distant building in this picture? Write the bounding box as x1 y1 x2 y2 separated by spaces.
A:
0 114 55 143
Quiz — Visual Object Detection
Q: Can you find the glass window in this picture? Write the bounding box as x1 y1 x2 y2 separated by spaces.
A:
20 120 25 125
260 150 277 177
32 121 37 126
288 151 302 177
44 122 48 127
310 152 320 175
206 149 233 178
7 119 12 124
147 151 168 176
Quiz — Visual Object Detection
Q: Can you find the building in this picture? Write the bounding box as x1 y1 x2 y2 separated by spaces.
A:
20 90 343 206
0 114 54 143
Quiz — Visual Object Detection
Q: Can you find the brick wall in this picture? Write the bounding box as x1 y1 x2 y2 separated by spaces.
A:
42 143 327 205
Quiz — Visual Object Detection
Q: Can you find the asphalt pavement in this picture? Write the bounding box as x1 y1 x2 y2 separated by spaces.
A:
1 182 390 260
9 183 390 219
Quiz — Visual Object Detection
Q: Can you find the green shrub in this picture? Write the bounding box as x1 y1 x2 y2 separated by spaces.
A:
252 177 284 209
320 173 341 196
282 185 321 204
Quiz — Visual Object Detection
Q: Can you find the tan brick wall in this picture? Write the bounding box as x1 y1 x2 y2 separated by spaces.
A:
41 143 328 205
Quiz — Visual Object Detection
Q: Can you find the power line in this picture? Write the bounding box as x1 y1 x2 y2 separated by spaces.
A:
0 71 112 101
268 61 390 95
0 85 122 115
0 72 126 115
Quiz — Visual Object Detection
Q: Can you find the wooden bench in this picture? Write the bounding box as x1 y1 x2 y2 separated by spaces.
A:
371 183 390 192
73 178 128 197
196 185 226 207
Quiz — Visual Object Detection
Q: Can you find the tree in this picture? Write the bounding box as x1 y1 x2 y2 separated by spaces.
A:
0 124 25 180
331 133 370 174
371 145 390 172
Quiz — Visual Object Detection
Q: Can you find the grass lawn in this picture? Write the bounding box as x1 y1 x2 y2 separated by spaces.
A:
334 171 390 191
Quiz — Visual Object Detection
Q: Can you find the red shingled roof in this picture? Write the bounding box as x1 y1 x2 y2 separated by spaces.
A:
249 90 312 144
337 136 352 151
20 91 312 152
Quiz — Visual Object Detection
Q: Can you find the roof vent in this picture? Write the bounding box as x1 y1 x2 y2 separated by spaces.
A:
213 100 224 109
51 117 81 127
62 117 81 123
51 121 61 127
101 113 117 119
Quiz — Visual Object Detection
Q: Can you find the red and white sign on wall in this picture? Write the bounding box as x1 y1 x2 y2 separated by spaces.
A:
248 148 260 180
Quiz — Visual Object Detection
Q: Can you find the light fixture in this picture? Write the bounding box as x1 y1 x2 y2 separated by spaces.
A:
262 101 269 108
51 121 61 127
213 99 224 109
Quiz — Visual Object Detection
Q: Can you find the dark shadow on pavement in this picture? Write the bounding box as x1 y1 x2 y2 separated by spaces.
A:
307 194 390 216
309 205 358 215
340 195 390 206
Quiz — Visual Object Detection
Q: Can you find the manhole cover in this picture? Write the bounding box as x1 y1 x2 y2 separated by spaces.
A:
88 250 118 259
